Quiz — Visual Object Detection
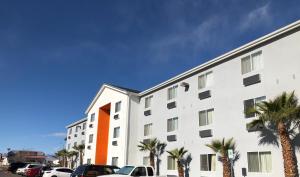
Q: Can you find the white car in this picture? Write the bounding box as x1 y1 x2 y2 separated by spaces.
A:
101 165 163 177
42 167 73 177
16 164 41 175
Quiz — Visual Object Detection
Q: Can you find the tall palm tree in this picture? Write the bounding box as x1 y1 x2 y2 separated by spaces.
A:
138 138 165 169
206 138 236 177
248 91 300 177
167 147 188 177
73 144 85 166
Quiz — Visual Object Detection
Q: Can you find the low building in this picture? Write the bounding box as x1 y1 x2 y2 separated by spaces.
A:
7 150 46 164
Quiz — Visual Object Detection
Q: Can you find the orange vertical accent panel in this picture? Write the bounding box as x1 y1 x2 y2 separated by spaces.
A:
95 104 110 165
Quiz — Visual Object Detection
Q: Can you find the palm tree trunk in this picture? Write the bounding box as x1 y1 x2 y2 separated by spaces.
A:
177 161 184 177
222 157 231 177
278 121 299 177
150 152 155 169
80 151 83 165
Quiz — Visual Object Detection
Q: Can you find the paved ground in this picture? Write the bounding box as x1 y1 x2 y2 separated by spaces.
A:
0 168 20 177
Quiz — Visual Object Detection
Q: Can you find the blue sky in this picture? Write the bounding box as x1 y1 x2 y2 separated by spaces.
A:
0 0 299 154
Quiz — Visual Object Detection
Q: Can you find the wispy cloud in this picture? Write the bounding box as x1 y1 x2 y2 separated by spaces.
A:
239 3 272 31
148 16 223 63
46 132 66 138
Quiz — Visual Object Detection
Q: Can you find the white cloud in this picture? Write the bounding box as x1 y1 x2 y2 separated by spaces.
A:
239 3 272 31
47 132 66 138
148 16 222 63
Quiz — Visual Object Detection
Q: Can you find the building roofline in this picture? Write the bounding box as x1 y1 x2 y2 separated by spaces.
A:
85 84 139 114
138 19 300 97
66 117 87 128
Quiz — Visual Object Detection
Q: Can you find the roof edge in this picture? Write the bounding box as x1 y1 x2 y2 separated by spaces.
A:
138 19 300 96
66 117 87 128
85 84 137 114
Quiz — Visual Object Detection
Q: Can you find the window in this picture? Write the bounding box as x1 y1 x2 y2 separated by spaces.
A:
167 117 178 132
144 123 152 136
76 126 80 132
74 142 77 147
145 96 153 109
83 122 86 130
199 109 213 126
112 157 118 166
247 151 272 173
87 158 91 164
241 51 263 74
200 154 216 171
81 140 85 145
115 101 121 112
244 96 266 118
89 134 93 143
67 144 70 150
69 128 72 135
131 167 147 176
91 113 95 122
167 156 177 170
147 167 154 176
143 156 150 166
167 85 178 100
198 71 213 89
113 127 120 138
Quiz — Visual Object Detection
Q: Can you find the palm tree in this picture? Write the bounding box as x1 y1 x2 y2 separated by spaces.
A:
167 147 188 177
67 151 78 168
248 91 300 177
55 149 69 167
73 144 85 166
206 138 236 177
138 138 165 169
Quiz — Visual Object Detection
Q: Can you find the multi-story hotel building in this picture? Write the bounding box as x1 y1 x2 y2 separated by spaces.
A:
66 20 300 177
65 117 87 168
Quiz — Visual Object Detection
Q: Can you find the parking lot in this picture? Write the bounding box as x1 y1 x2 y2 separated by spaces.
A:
0 167 20 177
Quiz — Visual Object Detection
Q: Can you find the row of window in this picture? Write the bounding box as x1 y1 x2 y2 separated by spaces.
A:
68 123 86 135
143 51 263 108
67 140 85 150
143 95 266 137
89 101 122 123
163 151 271 173
87 127 120 145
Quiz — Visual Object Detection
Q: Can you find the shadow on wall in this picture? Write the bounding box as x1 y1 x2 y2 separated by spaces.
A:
155 143 167 176
182 153 192 177
256 122 300 176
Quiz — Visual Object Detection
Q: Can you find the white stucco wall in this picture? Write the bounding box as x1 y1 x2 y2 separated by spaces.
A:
84 86 131 167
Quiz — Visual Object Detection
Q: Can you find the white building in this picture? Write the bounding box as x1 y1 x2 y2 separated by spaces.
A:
67 20 300 177
66 117 87 168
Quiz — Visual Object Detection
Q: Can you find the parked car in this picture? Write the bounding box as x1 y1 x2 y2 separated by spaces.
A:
103 165 156 177
42 167 73 177
25 166 43 177
39 166 52 177
17 164 41 175
71 164 119 177
8 162 28 173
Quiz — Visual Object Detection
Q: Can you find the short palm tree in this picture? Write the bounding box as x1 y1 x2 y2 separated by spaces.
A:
73 144 85 165
167 147 188 177
206 138 236 177
248 91 300 177
55 149 68 167
138 138 164 169
67 151 78 168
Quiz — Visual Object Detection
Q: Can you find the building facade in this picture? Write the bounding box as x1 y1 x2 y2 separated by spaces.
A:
65 117 87 168
66 20 300 177
7 150 46 164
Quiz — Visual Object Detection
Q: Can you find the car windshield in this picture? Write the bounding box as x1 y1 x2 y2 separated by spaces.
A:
116 166 134 175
